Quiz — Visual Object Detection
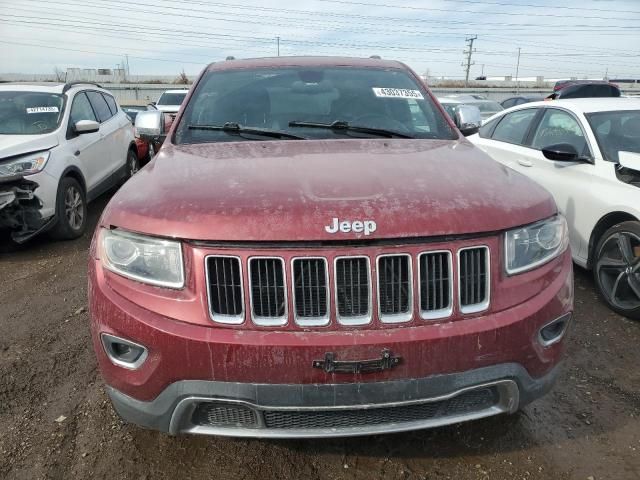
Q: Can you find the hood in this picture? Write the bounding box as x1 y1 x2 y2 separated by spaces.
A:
102 139 557 242
0 133 59 160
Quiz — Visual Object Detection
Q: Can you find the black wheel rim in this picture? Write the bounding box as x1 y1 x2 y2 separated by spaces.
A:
596 231 640 310
64 185 84 231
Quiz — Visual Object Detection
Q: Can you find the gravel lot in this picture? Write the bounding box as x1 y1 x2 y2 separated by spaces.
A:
1 193 639 480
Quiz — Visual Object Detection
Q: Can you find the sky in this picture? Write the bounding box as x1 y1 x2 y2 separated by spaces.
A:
1 0 639 80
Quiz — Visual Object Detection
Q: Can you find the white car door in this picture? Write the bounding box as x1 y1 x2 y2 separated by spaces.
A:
473 108 540 173
474 106 596 263
66 91 110 191
518 107 597 262
86 91 122 180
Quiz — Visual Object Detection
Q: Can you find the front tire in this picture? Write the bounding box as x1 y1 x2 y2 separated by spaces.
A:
49 177 87 240
125 149 140 180
593 221 640 320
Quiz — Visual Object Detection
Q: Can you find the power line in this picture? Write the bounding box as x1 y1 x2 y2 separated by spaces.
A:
311 0 638 21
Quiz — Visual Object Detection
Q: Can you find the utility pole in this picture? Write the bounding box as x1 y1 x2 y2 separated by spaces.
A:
515 47 521 94
125 54 130 76
276 36 280 57
462 35 477 87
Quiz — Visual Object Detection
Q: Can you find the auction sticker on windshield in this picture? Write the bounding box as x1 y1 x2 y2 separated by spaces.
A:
26 107 59 114
373 88 424 99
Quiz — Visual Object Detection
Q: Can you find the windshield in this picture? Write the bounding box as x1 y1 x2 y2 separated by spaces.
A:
175 67 456 144
158 92 187 105
587 110 640 162
0 91 64 135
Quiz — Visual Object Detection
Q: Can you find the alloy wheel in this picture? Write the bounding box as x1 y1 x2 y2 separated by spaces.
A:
64 185 84 231
596 232 640 311
129 153 140 176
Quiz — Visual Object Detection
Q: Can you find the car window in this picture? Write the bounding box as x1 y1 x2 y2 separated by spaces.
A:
69 92 97 125
158 93 187 105
502 99 515 109
0 91 64 135
86 91 113 123
531 109 588 156
586 110 640 162
491 108 538 145
175 67 457 143
102 94 118 115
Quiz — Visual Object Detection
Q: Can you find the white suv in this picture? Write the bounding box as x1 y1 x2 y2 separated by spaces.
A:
153 89 188 113
0 82 137 242
469 98 640 319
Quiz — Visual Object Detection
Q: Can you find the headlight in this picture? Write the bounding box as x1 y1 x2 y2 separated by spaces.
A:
101 229 184 288
0 151 50 177
505 215 569 274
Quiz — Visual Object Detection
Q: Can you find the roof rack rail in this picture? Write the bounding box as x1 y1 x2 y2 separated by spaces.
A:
62 81 103 93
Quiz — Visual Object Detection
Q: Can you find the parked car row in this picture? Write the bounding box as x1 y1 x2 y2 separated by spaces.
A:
1 57 638 442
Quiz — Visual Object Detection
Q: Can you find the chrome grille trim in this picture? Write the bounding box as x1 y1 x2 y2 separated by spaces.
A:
458 246 490 314
291 257 330 327
376 254 413 323
248 257 288 326
418 250 453 320
205 255 245 325
334 256 372 326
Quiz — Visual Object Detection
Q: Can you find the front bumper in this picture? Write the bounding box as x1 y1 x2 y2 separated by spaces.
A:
107 362 560 438
89 241 573 438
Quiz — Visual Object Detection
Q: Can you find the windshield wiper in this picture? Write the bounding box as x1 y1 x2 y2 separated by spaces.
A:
188 122 306 140
288 120 413 139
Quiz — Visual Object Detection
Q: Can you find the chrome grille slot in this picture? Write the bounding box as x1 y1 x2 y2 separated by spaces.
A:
377 254 412 323
419 251 452 319
335 257 371 325
249 257 287 325
459 247 490 313
206 256 244 324
292 258 329 326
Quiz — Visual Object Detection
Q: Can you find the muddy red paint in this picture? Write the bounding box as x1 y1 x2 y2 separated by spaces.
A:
88 57 573 438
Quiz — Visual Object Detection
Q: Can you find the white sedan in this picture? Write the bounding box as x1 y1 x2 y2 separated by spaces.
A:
469 98 640 320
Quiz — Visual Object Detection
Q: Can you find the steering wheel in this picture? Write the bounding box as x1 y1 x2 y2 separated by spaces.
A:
351 113 410 133
31 120 49 132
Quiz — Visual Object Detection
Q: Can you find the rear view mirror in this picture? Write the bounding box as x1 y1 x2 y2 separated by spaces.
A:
542 143 581 161
135 110 165 142
74 119 99 134
455 105 482 136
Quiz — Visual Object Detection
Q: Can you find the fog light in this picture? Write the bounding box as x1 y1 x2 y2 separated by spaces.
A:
538 313 572 347
101 333 148 369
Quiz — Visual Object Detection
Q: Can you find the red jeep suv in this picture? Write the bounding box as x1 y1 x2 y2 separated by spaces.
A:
89 57 573 438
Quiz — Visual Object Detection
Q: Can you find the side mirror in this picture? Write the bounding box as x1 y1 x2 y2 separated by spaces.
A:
455 105 482 136
619 151 640 171
74 119 99 134
542 143 582 161
134 110 165 142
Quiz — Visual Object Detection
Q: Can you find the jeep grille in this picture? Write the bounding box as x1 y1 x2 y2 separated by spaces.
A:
249 257 287 326
292 258 329 326
335 257 371 325
205 245 490 326
459 246 490 313
419 251 453 319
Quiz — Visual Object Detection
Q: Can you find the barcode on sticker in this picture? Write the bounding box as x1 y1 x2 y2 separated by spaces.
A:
372 88 424 99
26 106 59 114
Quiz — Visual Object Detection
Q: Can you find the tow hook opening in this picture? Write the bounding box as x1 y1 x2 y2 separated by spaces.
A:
101 333 148 369
538 312 572 347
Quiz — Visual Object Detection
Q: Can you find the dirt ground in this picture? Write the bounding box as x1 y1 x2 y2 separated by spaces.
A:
1 193 639 480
